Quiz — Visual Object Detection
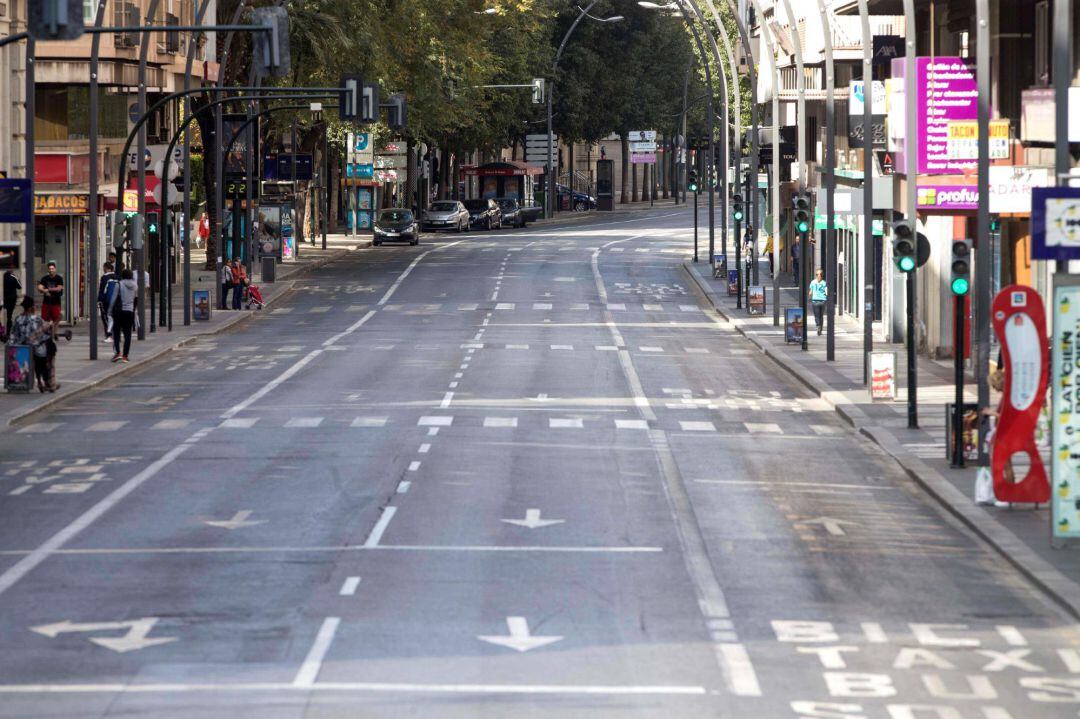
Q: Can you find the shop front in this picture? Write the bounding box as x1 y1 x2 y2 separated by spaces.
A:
34 191 93 323
461 162 542 207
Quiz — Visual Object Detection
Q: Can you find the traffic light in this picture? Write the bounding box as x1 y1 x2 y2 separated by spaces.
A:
339 74 363 120
147 213 160 250
531 78 545 104
251 5 291 79
892 220 916 272
732 194 744 222
29 0 84 40
361 83 380 124
792 191 811 234
950 238 972 296
687 169 699 193
386 93 408 130
129 215 145 251
111 211 128 250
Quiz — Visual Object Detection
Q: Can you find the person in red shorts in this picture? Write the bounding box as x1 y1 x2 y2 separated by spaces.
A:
37 261 63 325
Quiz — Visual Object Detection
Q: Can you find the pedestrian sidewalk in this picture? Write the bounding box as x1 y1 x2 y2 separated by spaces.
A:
684 259 1080 619
1 234 368 429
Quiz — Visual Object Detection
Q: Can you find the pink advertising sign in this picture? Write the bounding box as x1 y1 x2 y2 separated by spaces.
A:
890 56 978 175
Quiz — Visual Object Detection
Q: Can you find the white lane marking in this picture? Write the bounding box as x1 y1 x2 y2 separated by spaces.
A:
8 486 32 496
427 427 439 436
460 343 484 349
717 643 762 697
440 392 454 409
679 305 699 312
309 306 330 314
550 344 574 350
220 418 259 429
638 346 664 353
151 419 190 430
363 507 397 548
458 303 478 311
615 419 650 430
606 303 626 311
570 303 589 310
293 617 341 687
377 243 462 306
862 622 889 643
696 479 899 491
418 444 431 454
418 416 453 427
454 372 464 379
684 348 710 354
86 421 127 432
533 303 552 310
285 417 323 428
810 425 841 435
345 305 366 312
339 577 361 596
506 344 529 350
642 304 663 311
679 421 717 432
495 303 515 310
996 625 1028 646
18 423 61 434
477 616 563 652
0 543 665 557
448 382 459 389
549 418 583 429
595 345 618 351
484 417 518 428
321 309 377 349
744 422 782 434
408 461 421 472
351 417 388 428
0 438 196 598
0 681 706 696
271 307 293 314
397 481 411 494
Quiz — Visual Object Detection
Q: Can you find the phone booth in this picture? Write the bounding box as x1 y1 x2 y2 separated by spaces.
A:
596 160 614 211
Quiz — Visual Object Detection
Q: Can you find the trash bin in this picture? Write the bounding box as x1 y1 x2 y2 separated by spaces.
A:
261 256 276 283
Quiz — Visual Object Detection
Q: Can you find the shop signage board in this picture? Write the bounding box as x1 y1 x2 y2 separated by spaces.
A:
630 141 657 153
890 56 979 175
1052 280 1080 541
991 286 1049 503
915 167 1050 213
869 351 897 400
630 153 656 165
629 130 656 142
34 193 89 215
848 80 887 147
946 119 1010 160
1032 187 1080 261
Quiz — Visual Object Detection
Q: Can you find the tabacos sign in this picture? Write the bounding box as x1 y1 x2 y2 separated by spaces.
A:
916 184 978 210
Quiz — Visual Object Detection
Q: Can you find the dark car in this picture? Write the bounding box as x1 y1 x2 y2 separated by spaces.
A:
463 199 502 230
373 209 420 246
495 198 526 228
422 200 470 232
557 184 596 212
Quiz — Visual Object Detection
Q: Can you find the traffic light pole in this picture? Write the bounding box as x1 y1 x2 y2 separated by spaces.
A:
86 0 105 360
801 228 809 351
908 270 918 428
951 293 965 467
693 189 699 263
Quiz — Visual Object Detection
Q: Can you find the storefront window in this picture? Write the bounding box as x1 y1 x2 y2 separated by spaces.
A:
35 87 130 141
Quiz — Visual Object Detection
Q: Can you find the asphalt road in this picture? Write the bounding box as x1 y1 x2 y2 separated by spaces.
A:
0 209 1076 718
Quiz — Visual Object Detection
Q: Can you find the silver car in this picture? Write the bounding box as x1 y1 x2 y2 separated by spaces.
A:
422 200 470 232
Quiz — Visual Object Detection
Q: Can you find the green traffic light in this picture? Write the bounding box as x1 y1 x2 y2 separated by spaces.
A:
898 256 916 272
951 277 970 295
733 210 744 221
148 224 158 233
796 221 809 233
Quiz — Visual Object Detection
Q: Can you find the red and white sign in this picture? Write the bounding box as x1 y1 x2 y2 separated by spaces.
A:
869 351 897 400
990 285 1050 503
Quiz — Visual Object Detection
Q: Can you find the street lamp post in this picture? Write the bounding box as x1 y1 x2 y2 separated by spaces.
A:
87 0 106 360
815 0 837 361
547 2 623 220
779 0 807 348
748 0 780 323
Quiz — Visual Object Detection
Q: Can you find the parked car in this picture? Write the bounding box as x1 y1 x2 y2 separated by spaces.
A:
557 184 596 212
495 198 527 228
373 209 420 246
519 203 545 223
422 200 470 232
463 198 503 230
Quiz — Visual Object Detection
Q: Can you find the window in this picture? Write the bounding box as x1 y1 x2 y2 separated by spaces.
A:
35 87 129 141
83 0 96 22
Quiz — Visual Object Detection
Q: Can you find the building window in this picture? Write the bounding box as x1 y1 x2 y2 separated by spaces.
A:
35 87 130 141
83 0 96 22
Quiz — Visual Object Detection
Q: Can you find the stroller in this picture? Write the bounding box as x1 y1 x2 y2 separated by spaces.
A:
243 282 265 310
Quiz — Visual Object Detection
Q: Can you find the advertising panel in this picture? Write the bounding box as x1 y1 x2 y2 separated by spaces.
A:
1053 282 1080 540
784 307 804 344
869 351 897 400
890 56 979 175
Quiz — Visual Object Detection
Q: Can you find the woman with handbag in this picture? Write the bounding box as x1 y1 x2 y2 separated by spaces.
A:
5 296 57 392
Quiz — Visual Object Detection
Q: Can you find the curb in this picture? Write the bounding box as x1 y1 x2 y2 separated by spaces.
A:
2 243 361 430
683 260 1080 620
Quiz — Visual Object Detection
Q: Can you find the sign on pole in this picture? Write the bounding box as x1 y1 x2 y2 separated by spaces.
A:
1032 187 1080 261
629 130 656 142
869 351 898 400
1052 280 1080 543
992 286 1049 503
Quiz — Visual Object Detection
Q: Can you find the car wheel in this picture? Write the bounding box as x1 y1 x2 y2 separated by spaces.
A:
373 241 382 246
574 200 587 212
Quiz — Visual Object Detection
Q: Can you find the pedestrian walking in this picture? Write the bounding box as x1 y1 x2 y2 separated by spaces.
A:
221 261 233 310
6 296 57 392
809 268 827 336
2 267 20 335
37 261 63 325
230 257 247 311
97 262 117 339
791 240 800 284
108 268 137 363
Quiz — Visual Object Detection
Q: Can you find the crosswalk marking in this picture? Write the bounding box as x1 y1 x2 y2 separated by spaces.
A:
635 248 650 253
483 417 518 428
285 417 324 428
810 425 841 435
606 303 626 311
550 344 574 350
533 303 553 310
271 307 293 314
679 305 699 312
458 303 479 311
17 423 61 434
570 303 590 310
220 418 259 429
418 416 453 427
744 422 782 434
549 418 584 429
610 247 625 252
596 345 618 351
351 417 388 428
615 419 650 430
495 303 515 310
152 419 190 430
642 304 663 311
86 421 128 432
679 421 716 432
309 306 330 313
639 346 664 353
685 348 710 354
506 344 529 350
345 305 367 312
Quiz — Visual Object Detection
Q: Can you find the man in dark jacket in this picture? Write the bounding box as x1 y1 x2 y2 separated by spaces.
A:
2 268 20 334
96 262 117 339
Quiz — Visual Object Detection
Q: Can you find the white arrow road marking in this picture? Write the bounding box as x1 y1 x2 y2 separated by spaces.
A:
529 393 551 402
203 510 266 530
501 509 565 529
31 618 177 653
478 617 563 653
798 517 858 536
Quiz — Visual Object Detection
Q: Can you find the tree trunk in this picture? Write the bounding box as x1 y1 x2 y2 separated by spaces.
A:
631 157 637 203
439 148 450 200
568 141 575 192
619 135 629 204
406 140 418 215
662 140 670 199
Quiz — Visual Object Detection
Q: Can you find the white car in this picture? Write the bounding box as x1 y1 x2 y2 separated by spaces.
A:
422 201 470 232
